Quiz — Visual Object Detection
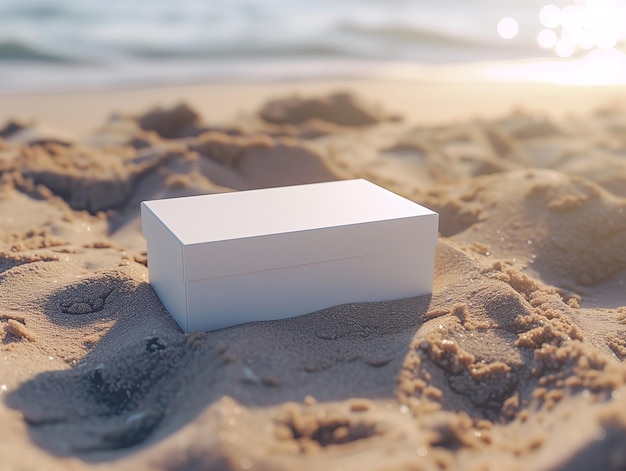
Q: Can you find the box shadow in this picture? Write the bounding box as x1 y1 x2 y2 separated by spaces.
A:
4 270 432 464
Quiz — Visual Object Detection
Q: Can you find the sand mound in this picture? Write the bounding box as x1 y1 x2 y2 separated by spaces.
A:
425 170 626 291
7 103 339 218
1 91 626 471
258 91 400 126
189 131 337 189
0 119 30 139
136 103 200 139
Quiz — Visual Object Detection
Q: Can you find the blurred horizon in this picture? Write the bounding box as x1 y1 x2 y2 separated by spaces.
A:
1 0 625 92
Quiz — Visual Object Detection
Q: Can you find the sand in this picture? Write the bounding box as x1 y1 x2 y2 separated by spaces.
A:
1 81 626 471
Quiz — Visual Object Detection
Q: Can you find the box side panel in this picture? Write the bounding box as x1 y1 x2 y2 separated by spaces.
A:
417 211 438 252
185 247 434 332
183 212 438 282
141 203 188 333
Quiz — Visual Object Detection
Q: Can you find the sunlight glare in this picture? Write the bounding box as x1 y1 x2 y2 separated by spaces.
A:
539 5 561 28
581 2 621 49
497 17 519 39
536 0 626 58
570 48 626 84
487 48 626 85
538 29 558 49
560 5 582 30
555 38 576 57
595 31 619 50
577 30 596 50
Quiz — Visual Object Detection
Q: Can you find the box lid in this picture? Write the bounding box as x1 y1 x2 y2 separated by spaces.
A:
142 179 438 282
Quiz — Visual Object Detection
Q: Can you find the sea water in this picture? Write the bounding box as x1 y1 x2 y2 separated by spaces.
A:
0 0 625 92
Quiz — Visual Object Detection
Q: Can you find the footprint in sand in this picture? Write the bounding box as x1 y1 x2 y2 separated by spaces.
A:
60 287 114 315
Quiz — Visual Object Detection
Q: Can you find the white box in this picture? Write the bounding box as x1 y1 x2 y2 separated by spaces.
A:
141 179 438 333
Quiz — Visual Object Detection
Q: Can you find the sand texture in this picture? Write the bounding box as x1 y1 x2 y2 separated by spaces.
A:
1 89 626 471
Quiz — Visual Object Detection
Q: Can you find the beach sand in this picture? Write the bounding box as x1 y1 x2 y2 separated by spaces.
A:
1 80 626 471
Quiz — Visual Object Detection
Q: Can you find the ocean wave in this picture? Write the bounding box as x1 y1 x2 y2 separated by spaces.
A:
0 0 549 69
337 22 487 49
127 43 357 61
0 39 381 65
0 0 589 90
0 40 73 63
0 3 67 20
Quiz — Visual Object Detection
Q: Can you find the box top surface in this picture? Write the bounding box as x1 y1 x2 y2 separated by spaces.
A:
142 179 435 246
